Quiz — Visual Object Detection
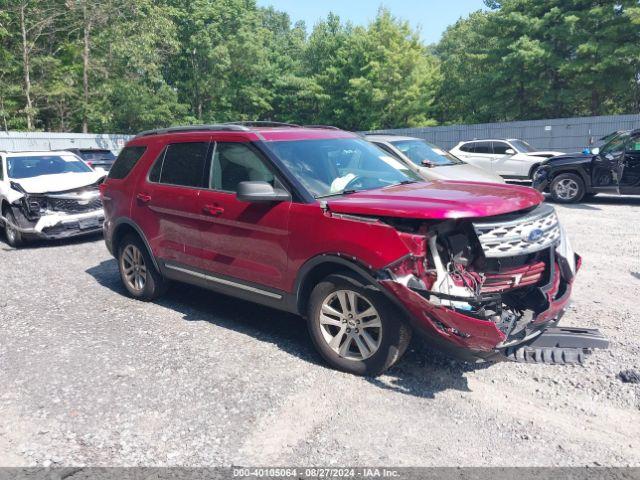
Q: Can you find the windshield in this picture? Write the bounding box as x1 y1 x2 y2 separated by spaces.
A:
7 155 93 179
600 132 629 155
79 150 116 161
265 138 419 198
390 139 463 166
510 139 536 153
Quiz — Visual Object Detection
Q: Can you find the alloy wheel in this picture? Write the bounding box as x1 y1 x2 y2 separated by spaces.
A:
318 289 382 361
554 178 579 200
121 244 147 292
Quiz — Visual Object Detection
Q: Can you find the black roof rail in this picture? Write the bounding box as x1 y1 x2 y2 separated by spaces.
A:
363 132 395 135
225 121 302 128
134 124 250 138
304 125 342 130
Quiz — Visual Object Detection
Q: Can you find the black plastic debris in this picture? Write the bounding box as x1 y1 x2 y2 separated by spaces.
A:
618 369 640 384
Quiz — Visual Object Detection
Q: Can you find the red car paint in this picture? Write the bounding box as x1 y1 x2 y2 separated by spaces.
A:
102 126 578 362
326 180 544 220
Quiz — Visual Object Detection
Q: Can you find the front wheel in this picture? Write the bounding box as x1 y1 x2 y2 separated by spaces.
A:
3 209 24 248
307 273 412 376
550 173 586 203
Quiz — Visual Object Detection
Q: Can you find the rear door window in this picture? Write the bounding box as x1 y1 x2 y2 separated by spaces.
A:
474 142 492 154
151 142 209 188
109 146 147 179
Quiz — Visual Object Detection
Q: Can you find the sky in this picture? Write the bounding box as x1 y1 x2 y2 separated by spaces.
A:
255 0 487 44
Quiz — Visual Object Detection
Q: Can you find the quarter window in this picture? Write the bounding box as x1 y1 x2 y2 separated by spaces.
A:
460 142 475 153
152 142 209 188
0 157 4 180
108 146 147 179
209 142 274 192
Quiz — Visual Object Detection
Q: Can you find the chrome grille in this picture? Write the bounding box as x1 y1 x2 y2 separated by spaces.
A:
46 190 102 213
473 204 560 258
49 197 102 213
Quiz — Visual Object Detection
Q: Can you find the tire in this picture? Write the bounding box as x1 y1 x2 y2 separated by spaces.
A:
307 273 412 376
549 173 586 203
3 208 24 248
117 234 168 301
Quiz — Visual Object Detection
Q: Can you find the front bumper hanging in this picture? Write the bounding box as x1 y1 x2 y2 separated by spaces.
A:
1 209 104 240
502 326 609 364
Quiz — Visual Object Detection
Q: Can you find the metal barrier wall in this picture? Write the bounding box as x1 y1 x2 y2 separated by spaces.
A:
366 113 640 153
0 131 132 153
3 113 640 154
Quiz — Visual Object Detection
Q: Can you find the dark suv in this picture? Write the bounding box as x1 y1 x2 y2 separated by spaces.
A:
533 129 640 203
61 148 117 172
100 124 587 375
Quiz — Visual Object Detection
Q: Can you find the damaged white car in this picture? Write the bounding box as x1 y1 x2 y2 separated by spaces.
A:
0 151 106 247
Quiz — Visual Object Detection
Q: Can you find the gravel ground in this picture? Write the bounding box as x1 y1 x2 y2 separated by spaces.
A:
0 195 639 467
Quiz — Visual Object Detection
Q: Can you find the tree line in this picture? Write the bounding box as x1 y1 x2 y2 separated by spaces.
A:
0 0 638 134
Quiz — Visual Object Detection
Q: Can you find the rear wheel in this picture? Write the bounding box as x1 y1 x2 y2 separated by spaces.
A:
118 234 168 300
3 208 24 248
307 273 412 376
550 173 585 203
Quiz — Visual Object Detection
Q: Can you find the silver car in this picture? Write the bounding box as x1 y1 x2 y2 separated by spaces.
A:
366 135 505 184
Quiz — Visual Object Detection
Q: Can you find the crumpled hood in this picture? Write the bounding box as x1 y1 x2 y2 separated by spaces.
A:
530 150 564 157
326 181 543 219
541 152 594 166
11 171 105 194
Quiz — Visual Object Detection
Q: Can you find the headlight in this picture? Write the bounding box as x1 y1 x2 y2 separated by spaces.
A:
556 224 577 280
534 167 548 180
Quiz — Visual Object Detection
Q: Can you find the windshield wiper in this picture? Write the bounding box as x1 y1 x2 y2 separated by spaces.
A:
316 189 360 199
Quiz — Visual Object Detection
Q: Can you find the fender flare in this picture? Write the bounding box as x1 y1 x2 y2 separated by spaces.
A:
292 253 407 317
110 217 161 271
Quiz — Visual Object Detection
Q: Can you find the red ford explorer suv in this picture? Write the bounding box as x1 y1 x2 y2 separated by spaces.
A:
101 123 589 376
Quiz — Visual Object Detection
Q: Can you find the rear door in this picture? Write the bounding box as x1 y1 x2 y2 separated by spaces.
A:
463 141 495 173
131 138 209 269
196 140 292 291
619 133 640 195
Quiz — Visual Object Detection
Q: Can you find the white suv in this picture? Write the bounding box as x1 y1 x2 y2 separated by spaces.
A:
450 139 563 180
0 151 106 247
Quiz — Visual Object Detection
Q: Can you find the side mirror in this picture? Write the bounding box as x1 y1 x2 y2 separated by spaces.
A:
236 181 290 203
505 148 516 155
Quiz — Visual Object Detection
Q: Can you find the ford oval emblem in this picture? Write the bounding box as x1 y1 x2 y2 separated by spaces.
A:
522 228 544 243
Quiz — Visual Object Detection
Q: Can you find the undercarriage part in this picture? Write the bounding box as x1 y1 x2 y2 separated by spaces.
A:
504 346 588 364
502 327 609 365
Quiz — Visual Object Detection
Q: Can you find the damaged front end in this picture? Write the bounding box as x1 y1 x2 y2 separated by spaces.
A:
375 204 605 363
2 180 105 240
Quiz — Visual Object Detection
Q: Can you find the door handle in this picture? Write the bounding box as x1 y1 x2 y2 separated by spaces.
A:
203 204 224 216
136 192 152 203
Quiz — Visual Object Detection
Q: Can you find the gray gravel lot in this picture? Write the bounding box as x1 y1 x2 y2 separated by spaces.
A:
0 195 639 467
